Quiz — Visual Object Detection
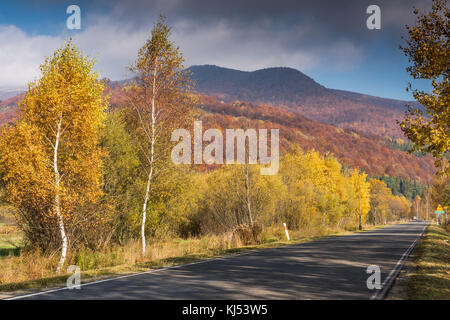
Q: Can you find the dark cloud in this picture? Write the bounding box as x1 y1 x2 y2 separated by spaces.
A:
106 0 430 45
79 0 430 74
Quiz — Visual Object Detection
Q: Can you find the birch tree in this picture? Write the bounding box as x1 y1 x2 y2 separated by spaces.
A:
0 40 107 272
126 16 195 256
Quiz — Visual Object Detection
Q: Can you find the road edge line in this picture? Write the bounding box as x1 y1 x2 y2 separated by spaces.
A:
370 222 428 300
6 246 273 300
4 257 230 300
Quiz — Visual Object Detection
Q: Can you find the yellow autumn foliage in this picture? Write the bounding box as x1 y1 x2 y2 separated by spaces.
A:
0 40 109 252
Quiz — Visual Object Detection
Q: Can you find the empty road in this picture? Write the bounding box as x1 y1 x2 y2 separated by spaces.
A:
11 221 428 300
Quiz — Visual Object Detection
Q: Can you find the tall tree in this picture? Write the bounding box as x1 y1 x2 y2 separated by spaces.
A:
430 162 450 208
127 16 195 256
0 40 107 272
349 170 371 226
399 0 449 170
100 110 141 243
369 179 393 224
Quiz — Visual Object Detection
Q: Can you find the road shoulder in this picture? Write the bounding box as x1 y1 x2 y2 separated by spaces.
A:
388 223 450 300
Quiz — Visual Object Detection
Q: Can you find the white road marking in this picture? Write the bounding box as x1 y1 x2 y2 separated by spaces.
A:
6 258 226 300
370 222 428 300
6 248 266 300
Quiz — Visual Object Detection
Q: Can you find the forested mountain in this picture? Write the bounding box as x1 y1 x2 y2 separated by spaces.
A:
187 65 422 138
0 88 24 101
196 96 435 184
0 94 22 125
188 65 327 102
0 74 434 184
2 65 422 139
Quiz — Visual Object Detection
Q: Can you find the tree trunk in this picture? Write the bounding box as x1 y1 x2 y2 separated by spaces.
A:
54 117 67 274
141 166 153 256
358 183 362 230
245 160 253 226
141 58 157 257
244 138 253 227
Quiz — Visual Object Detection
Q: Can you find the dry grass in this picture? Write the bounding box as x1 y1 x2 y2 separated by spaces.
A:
407 223 450 300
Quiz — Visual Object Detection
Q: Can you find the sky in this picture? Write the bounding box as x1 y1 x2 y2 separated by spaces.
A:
0 0 434 100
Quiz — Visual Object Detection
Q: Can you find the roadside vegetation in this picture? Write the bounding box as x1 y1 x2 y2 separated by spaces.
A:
408 223 450 299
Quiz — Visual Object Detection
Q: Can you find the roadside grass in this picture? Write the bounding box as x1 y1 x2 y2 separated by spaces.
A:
408 223 450 300
0 221 401 296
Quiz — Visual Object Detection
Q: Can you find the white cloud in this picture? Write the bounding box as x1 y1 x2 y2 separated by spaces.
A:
0 25 62 89
0 19 148 89
72 16 148 80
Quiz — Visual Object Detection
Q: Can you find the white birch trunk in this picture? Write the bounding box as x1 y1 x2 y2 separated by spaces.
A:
141 166 153 256
141 58 157 256
54 117 67 274
245 160 253 226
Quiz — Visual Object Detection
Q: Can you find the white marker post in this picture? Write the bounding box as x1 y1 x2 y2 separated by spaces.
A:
283 223 290 241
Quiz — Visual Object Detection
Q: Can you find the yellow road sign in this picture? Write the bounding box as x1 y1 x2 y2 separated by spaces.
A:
436 204 443 211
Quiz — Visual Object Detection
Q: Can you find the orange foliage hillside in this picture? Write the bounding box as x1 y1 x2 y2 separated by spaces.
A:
197 96 435 183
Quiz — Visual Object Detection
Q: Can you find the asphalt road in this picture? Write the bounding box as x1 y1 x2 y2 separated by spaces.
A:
12 221 428 300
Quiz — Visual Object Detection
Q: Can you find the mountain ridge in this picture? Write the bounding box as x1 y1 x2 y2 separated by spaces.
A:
187 64 417 106
187 65 420 138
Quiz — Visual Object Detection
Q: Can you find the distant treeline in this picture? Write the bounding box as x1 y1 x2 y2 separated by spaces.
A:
370 174 425 201
383 137 425 158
